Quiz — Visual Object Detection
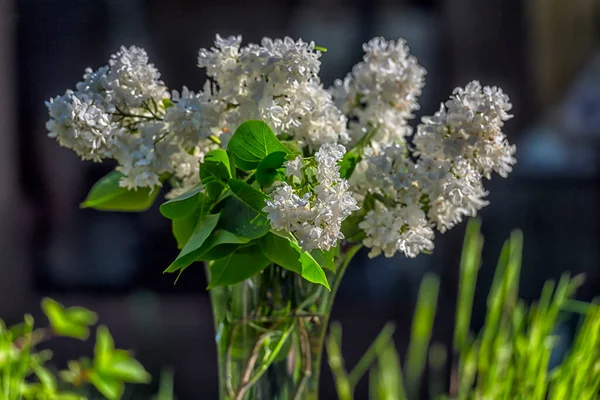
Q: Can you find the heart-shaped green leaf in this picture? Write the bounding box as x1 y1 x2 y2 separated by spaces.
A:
229 178 270 212
169 197 213 249
171 213 198 250
200 149 232 200
195 229 251 261
81 171 160 212
339 150 360 179
165 213 220 272
219 179 270 239
259 233 330 289
160 184 206 219
311 247 338 272
208 245 271 288
256 151 287 187
227 120 291 170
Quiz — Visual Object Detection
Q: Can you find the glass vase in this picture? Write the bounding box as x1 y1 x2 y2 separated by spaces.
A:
208 245 360 400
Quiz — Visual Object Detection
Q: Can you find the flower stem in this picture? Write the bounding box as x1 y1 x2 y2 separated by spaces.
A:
292 317 313 400
234 323 295 399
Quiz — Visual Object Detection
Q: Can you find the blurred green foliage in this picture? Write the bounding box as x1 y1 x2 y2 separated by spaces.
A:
328 219 600 400
0 298 150 400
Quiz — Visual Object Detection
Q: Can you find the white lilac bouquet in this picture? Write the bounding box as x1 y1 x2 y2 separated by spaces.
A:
46 35 515 400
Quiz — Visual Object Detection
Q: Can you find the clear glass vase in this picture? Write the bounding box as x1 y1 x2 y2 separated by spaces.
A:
208 245 360 400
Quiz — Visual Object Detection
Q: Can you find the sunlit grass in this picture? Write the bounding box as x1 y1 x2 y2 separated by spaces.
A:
328 219 600 400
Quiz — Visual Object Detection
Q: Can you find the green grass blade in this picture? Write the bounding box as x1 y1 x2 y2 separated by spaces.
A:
405 273 440 399
428 343 448 399
348 323 396 387
326 322 352 400
454 219 483 353
374 341 407 400
157 368 175 400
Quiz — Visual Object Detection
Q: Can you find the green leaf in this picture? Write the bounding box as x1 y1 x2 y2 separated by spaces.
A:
173 229 251 275
65 306 98 326
42 298 94 340
195 229 251 261
208 245 271 288
102 350 151 383
339 151 360 180
33 365 57 392
94 325 115 370
311 247 337 271
200 245 240 261
256 151 287 187
162 98 174 108
91 327 151 393
88 370 124 400
229 178 269 212
171 214 197 250
81 171 159 212
259 233 330 289
200 149 232 200
165 213 220 272
160 184 206 219
227 120 291 170
219 179 270 239
314 45 328 52
169 197 212 249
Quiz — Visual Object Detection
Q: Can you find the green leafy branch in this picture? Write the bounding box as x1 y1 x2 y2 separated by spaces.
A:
78 117 387 291
156 120 334 290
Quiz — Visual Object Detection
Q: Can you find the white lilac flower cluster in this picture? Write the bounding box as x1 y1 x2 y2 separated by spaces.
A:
414 81 516 179
331 38 426 145
196 35 349 147
45 45 210 194
47 35 516 260
328 39 513 259
343 47 516 258
263 144 359 252
46 36 348 197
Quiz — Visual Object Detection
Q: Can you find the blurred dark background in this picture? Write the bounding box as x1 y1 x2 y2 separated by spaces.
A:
2 0 600 398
